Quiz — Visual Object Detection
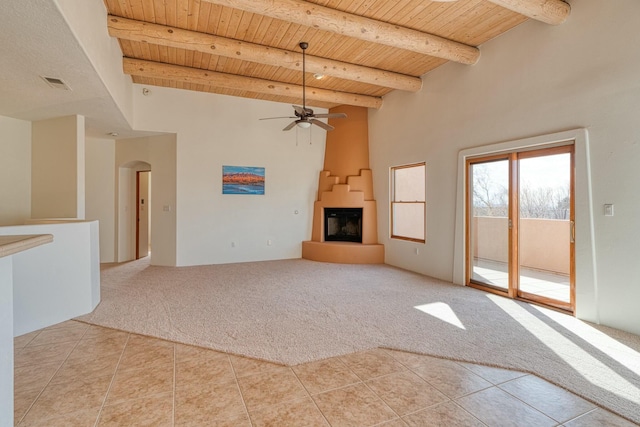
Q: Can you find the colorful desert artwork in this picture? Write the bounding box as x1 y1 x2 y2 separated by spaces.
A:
222 166 265 195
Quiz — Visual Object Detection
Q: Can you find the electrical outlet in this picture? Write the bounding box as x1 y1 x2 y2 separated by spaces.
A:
415 248 419 255
604 204 614 216
267 239 272 246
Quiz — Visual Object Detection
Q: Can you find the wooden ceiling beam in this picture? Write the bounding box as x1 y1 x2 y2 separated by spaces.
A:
487 0 570 25
108 16 422 92
201 0 480 65
123 58 383 109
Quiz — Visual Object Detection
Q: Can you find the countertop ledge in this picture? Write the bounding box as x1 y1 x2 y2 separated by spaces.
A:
0 234 54 258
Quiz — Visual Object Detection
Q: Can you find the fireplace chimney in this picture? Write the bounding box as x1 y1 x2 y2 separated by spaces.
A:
302 106 384 263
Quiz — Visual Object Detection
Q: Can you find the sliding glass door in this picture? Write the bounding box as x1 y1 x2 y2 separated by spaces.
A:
467 145 575 312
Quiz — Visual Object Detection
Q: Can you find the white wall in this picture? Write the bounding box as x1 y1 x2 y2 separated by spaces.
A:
369 0 640 335
0 221 100 335
31 115 85 219
54 0 134 126
0 256 13 426
86 137 116 262
132 85 326 266
0 116 31 225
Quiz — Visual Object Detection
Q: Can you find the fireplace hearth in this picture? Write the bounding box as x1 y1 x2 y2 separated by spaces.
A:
324 208 363 243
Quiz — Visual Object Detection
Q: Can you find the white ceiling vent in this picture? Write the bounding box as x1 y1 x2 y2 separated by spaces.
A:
41 76 72 91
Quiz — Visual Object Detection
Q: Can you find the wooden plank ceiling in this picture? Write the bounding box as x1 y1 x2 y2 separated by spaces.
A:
105 0 570 110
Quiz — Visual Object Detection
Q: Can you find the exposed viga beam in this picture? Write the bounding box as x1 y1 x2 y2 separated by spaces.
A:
201 0 480 65
123 58 383 109
431 0 570 25
107 16 422 92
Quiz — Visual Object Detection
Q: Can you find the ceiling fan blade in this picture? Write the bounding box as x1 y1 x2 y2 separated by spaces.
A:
283 121 298 131
259 116 296 120
293 105 305 116
310 119 334 131
313 113 347 119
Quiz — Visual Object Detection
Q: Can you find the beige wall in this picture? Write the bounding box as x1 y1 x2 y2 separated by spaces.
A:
369 0 640 334
132 85 325 267
0 116 31 225
31 115 85 219
85 137 116 262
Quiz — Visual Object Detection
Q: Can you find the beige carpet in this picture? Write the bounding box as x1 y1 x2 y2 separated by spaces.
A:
77 257 640 424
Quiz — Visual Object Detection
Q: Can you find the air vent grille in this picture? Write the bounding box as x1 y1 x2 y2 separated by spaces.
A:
41 76 71 91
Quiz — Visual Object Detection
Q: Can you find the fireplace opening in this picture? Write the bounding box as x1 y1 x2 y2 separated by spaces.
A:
324 208 363 243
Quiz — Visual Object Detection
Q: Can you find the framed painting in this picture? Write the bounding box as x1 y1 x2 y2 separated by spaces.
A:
222 166 265 195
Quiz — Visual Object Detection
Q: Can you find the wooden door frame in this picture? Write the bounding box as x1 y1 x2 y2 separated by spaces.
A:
135 170 151 260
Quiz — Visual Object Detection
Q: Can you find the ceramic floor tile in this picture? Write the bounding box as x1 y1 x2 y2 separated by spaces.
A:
175 411 252 427
19 375 112 424
14 362 60 393
459 362 528 385
229 354 284 378
117 341 174 371
366 370 449 416
106 365 174 404
18 408 101 427
14 331 41 350
175 351 235 386
14 323 633 427
410 357 493 399
456 386 557 427
248 396 330 427
81 325 129 341
312 382 398 427
175 376 246 421
97 393 173 426
340 348 406 380
126 333 175 349
563 408 639 427
499 374 596 423
175 342 228 362
67 334 128 360
402 401 486 427
377 418 409 427
14 387 41 425
237 366 309 411
292 356 361 395
14 342 76 368
384 349 446 369
27 323 88 347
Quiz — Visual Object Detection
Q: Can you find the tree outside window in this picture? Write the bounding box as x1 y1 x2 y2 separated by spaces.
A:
391 163 425 242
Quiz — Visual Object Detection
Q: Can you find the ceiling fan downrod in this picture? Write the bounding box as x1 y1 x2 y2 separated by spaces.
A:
300 42 308 112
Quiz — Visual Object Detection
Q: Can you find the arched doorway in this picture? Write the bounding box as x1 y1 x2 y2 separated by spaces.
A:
117 161 151 262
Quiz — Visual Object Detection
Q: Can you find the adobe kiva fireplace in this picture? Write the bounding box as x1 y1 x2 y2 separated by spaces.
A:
302 106 384 264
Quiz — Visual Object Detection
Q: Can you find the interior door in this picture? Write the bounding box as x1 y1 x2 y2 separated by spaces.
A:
467 145 575 312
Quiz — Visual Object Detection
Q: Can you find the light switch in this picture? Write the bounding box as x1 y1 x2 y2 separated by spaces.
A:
604 204 614 216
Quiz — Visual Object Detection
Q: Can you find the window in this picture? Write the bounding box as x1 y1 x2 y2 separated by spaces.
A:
391 163 426 242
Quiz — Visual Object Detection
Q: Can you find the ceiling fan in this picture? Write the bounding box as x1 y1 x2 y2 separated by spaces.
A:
260 42 347 131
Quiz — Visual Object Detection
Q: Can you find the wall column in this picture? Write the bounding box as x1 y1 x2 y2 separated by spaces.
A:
31 115 85 219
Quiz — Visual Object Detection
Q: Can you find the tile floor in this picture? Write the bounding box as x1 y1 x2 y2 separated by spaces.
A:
13 320 637 426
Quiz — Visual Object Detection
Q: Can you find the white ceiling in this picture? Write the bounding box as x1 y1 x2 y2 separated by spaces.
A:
0 1 152 139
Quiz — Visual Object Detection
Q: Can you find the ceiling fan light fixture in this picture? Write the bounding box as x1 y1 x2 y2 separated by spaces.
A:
297 121 312 129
